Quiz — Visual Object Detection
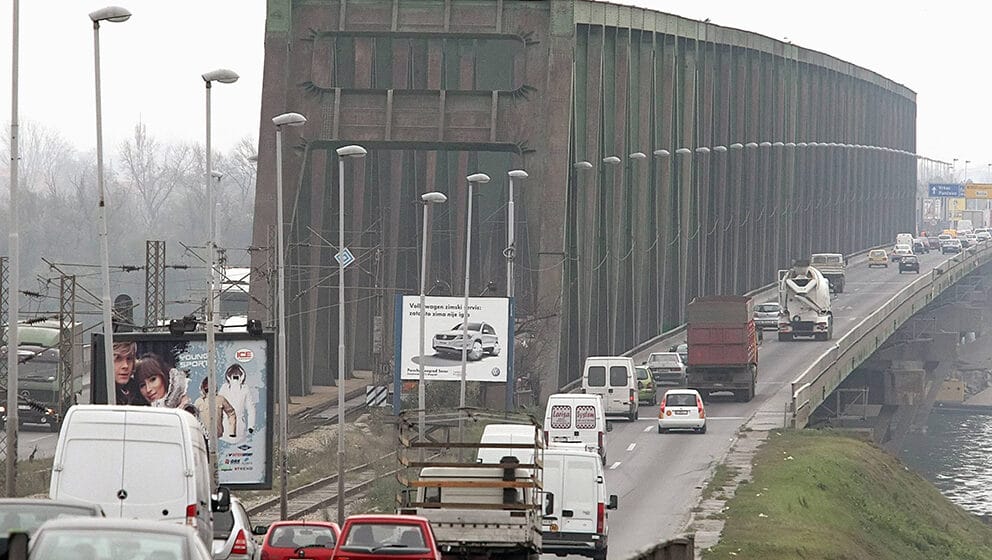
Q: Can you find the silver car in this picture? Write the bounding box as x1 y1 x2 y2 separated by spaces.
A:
432 322 501 360
212 497 259 560
12 517 213 560
753 301 781 330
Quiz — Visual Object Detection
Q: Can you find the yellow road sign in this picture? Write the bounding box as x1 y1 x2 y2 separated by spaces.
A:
965 184 992 199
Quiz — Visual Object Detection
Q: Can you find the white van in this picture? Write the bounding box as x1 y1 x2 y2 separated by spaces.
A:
581 357 638 420
895 233 914 247
477 423 541 465
49 405 228 548
543 393 608 464
541 447 618 560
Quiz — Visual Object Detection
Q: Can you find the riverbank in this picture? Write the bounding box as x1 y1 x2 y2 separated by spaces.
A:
697 430 992 559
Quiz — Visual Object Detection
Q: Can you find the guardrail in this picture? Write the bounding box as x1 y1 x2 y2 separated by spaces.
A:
559 245 885 394
791 242 992 428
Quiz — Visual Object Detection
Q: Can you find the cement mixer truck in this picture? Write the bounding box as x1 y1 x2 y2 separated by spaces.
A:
778 259 833 341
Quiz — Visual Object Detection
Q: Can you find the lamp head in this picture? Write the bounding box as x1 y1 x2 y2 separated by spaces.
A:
675 148 692 155
466 173 491 184
629 152 647 160
89 6 131 23
247 155 258 163
602 156 621 165
652 149 671 157
713 145 728 153
695 147 711 154
421 192 448 204
508 169 529 179
729 143 744 150
573 161 594 169
211 171 224 180
336 145 367 158
202 69 240 84
272 112 307 127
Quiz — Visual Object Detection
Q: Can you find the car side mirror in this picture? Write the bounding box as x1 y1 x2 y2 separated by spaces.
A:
605 421 613 433
252 525 269 536
607 494 619 510
212 486 231 513
6 532 28 560
544 492 555 515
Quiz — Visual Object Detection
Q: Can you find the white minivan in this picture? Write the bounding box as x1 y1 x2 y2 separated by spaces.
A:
541 447 618 560
477 423 541 465
581 357 638 420
543 393 608 464
49 405 229 548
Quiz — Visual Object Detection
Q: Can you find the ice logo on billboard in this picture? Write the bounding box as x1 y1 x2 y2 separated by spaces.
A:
237 444 252 451
235 349 254 363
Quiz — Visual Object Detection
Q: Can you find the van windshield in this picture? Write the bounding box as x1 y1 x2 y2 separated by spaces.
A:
608 367 628 386
586 367 606 387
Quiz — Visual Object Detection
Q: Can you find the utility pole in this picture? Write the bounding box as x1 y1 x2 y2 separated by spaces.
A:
0 257 9 493
58 275 76 420
144 240 166 329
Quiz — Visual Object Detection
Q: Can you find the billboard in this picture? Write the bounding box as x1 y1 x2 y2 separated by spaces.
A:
91 332 274 489
394 295 512 383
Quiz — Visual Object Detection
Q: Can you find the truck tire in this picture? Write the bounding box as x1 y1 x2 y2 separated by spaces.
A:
836 279 845 293
593 550 607 560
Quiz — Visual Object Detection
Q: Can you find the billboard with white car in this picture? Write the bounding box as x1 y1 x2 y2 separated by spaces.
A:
394 295 512 383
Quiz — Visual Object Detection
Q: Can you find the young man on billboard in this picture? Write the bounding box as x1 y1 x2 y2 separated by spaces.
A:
193 377 238 438
113 342 147 406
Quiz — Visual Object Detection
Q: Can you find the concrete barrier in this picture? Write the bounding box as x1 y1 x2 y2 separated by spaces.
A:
791 243 992 428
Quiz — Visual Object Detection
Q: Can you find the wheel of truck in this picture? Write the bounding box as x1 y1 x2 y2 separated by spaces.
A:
592 550 607 560
836 280 844 293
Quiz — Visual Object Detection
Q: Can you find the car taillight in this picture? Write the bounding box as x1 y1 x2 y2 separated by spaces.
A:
658 400 665 418
544 430 549 445
185 504 197 528
629 389 635 403
232 530 249 555
598 431 604 451
596 502 605 534
697 396 705 418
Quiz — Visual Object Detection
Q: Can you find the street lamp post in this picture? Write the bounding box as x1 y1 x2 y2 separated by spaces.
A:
335 144 368 525
418 192 447 445
7 0 20 496
273 112 307 519
90 6 131 407
505 170 526 411
202 68 239 486
460 173 491 422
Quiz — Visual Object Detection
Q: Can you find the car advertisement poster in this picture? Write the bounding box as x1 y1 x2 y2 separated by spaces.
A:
394 295 512 383
90 332 274 489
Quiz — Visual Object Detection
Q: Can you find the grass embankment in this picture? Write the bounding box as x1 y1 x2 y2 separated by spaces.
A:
703 430 992 560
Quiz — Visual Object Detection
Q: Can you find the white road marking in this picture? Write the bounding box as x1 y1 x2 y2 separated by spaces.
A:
626 443 636 452
609 461 622 470
705 416 747 420
643 425 654 432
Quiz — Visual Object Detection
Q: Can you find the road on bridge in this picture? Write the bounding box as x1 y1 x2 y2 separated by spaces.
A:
560 249 951 560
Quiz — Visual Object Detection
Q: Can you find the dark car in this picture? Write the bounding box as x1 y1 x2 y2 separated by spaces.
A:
899 255 920 274
926 236 942 250
912 240 928 254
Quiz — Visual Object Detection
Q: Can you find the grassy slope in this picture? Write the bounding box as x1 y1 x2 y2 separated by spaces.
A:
703 430 992 560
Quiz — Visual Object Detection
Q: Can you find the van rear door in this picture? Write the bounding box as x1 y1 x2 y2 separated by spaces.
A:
606 365 631 413
542 453 564 532
51 409 127 516
560 455 598 533
119 409 191 523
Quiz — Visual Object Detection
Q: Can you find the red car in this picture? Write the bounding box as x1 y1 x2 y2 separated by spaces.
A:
331 514 440 560
258 521 341 560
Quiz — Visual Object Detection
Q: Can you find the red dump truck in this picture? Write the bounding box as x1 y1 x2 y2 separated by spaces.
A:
685 296 758 402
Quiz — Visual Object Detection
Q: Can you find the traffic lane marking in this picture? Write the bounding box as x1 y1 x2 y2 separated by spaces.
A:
609 461 622 470
626 443 636 452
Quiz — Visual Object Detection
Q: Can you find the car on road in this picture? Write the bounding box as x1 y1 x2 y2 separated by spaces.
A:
635 366 656 405
898 254 920 274
644 352 686 386
212 497 258 560
868 249 888 268
752 301 781 330
668 342 688 364
256 521 340 560
941 238 963 254
912 239 929 254
332 515 440 560
978 230 992 242
10 517 213 560
891 244 913 262
965 233 980 247
432 322 501 361
925 236 942 250
0 498 104 557
657 389 706 434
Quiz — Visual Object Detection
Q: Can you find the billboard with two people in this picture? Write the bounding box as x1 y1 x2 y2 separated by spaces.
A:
91 332 274 489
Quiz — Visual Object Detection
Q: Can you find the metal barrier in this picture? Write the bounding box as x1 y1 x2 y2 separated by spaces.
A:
791 243 992 428
625 536 695 560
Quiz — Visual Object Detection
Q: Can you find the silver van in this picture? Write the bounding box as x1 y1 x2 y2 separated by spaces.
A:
581 357 638 420
49 405 229 548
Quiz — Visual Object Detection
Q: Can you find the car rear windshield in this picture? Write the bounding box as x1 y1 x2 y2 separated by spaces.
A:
0 504 99 534
342 523 427 553
649 354 680 366
666 393 697 407
269 525 337 549
755 304 779 313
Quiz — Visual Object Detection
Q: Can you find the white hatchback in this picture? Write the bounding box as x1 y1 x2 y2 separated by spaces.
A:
657 389 706 434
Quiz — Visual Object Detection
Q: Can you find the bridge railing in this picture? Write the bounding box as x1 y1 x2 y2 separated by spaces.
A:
791 242 992 427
